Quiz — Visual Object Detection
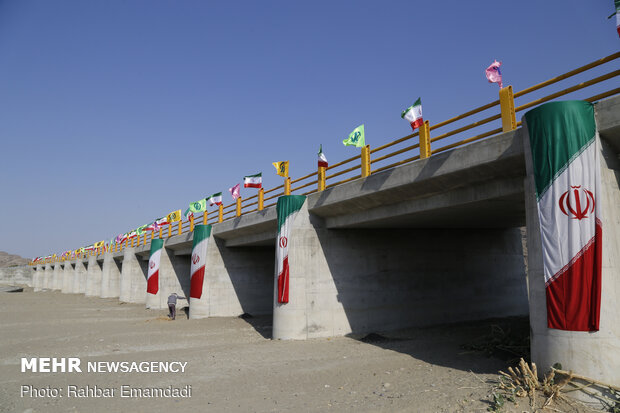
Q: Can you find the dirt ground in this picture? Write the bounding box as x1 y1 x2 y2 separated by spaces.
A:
0 288 597 413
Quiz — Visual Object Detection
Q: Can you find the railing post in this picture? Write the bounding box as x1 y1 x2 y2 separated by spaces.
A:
284 177 291 195
499 85 517 132
167 224 171 238
144 233 148 245
258 188 264 211
137 235 141 247
361 145 371 177
419 120 431 159
190 216 194 232
236 197 242 217
178 221 182 235
318 166 326 191
203 211 208 224
218 204 223 223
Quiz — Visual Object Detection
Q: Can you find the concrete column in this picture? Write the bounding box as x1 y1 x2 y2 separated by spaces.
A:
61 262 74 293
74 260 87 294
100 253 121 298
52 263 62 290
43 263 52 290
33 265 43 291
85 256 102 297
524 135 620 386
119 248 147 303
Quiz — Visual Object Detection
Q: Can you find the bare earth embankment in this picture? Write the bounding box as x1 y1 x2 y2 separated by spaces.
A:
0 288 592 413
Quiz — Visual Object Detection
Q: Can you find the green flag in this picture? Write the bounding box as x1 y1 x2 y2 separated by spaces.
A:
189 198 207 213
343 124 365 148
136 224 147 236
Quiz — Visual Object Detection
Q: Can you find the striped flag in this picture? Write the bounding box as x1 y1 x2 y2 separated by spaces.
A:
524 101 602 331
229 183 241 200
275 195 306 304
208 192 223 206
244 173 262 188
318 145 328 168
401 98 423 131
485 60 503 88
147 239 164 295
190 224 211 299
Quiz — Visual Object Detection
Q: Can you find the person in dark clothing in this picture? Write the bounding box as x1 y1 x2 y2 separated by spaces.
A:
167 293 185 320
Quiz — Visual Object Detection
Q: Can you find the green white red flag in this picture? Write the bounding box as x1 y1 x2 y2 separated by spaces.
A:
147 239 164 295
244 173 262 188
275 195 306 304
401 98 423 130
524 101 602 331
318 145 328 168
208 192 222 206
190 224 211 299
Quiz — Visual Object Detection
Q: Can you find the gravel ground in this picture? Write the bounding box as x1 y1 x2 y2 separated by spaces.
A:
0 287 593 413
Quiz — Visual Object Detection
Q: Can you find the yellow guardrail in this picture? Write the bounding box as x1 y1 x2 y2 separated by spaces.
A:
32 52 620 263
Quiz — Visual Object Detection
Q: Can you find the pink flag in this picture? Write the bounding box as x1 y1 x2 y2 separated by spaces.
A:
485 60 503 89
229 183 241 200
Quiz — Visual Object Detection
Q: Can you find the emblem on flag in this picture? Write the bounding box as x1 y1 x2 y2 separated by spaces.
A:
343 125 365 148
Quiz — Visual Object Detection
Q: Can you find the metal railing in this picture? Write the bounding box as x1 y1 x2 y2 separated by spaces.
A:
31 52 620 264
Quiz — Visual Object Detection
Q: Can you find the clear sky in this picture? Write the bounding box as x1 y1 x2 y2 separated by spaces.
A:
1 1 618 259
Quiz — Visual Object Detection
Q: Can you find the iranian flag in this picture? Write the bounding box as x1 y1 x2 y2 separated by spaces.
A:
524 101 602 332
318 145 328 168
275 195 306 304
401 98 423 131
190 224 211 299
208 192 222 206
147 239 164 295
244 173 262 188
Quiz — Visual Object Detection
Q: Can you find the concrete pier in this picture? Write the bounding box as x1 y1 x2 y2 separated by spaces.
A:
100 253 121 298
85 256 102 297
52 263 62 290
61 262 74 293
74 259 87 294
43 263 52 290
119 247 147 303
524 134 620 385
33 265 43 291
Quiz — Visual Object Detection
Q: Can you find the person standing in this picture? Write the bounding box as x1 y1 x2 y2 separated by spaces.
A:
167 293 185 320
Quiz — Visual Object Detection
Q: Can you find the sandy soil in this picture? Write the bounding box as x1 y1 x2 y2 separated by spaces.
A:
0 288 593 413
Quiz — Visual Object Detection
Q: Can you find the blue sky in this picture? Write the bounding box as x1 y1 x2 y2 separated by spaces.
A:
1 1 618 259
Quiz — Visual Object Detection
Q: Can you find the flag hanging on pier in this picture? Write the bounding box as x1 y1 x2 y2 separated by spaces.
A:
208 192 223 206
318 145 328 168
524 100 602 332
485 60 503 88
401 98 423 131
147 239 164 295
190 224 211 299
343 125 365 148
229 183 241 200
272 161 289 177
275 195 306 304
244 173 262 188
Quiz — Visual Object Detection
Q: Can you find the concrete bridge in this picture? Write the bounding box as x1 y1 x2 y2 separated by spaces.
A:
2 95 619 386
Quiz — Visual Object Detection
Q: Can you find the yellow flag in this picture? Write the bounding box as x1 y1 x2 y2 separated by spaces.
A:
167 209 182 222
272 161 289 177
94 240 105 248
